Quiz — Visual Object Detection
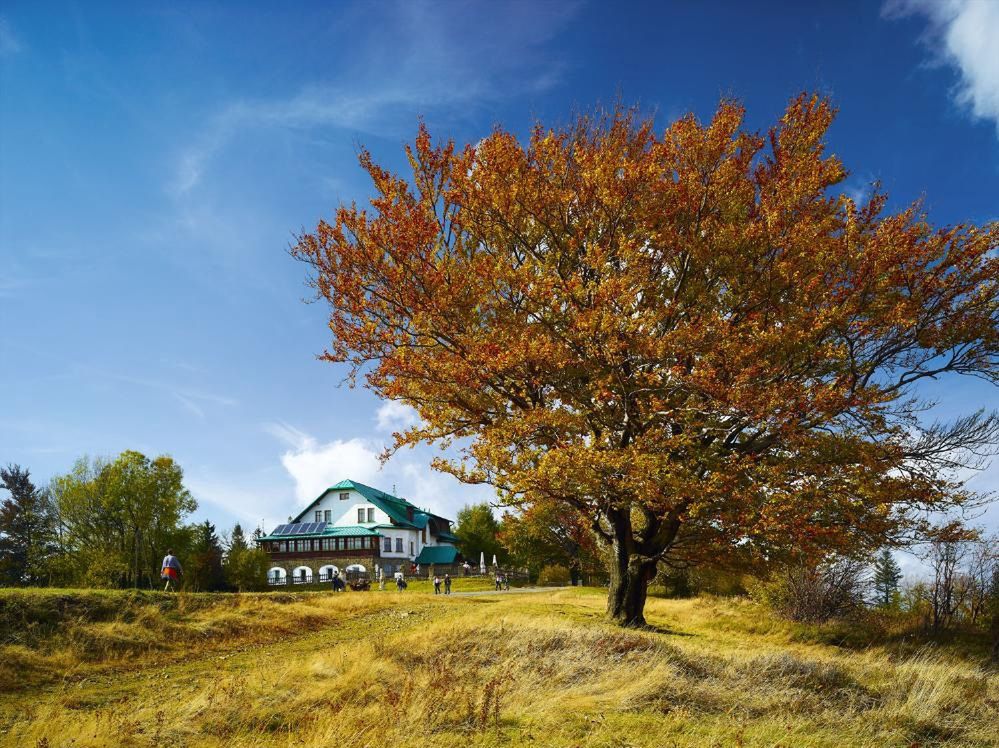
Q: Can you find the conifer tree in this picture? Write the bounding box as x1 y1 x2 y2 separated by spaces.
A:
0 465 59 586
872 548 903 608
188 521 226 591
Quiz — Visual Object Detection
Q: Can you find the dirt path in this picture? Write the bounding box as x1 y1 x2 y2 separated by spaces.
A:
449 586 565 597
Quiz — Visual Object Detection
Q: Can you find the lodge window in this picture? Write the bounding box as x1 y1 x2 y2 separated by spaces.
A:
324 539 333 551
340 492 349 501
395 538 403 553
410 541 414 556
315 510 322 522
367 508 375 522
324 510 331 522
279 542 287 552
357 508 365 523
383 537 392 552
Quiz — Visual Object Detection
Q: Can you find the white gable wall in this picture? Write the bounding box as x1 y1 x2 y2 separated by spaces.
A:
298 489 392 527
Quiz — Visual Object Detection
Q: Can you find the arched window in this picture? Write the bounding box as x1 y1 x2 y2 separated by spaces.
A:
268 567 287 586
318 564 339 583
292 565 313 584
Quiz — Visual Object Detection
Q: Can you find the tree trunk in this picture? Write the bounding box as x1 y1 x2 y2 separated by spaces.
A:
607 554 657 626
605 510 659 626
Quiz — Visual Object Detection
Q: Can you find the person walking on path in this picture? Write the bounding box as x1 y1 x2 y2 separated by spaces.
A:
433 575 442 594
495 572 502 591
396 574 407 592
444 574 452 595
161 550 182 591
503 573 510 591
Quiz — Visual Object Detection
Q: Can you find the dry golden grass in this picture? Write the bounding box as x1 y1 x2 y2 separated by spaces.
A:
1 587 996 747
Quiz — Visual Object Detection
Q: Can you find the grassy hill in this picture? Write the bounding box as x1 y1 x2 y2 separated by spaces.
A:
1 586 996 747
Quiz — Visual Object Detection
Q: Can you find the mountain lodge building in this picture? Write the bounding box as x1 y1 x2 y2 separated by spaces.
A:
256 479 461 584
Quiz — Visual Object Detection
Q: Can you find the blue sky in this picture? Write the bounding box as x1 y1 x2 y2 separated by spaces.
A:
1 0 998 549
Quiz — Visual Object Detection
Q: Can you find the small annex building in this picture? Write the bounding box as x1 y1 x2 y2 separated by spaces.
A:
256 478 461 584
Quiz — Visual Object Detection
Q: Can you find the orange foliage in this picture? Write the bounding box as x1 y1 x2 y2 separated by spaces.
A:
293 95 999 624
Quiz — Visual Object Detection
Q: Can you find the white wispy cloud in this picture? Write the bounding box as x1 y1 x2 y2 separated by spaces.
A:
375 400 422 432
885 0 999 136
0 17 22 56
169 0 580 195
173 392 206 420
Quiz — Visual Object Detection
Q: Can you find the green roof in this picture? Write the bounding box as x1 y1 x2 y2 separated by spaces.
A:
258 524 382 541
414 545 461 565
293 479 454 528
437 531 460 544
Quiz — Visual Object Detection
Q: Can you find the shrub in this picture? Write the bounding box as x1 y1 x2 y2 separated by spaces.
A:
537 564 570 586
755 558 867 622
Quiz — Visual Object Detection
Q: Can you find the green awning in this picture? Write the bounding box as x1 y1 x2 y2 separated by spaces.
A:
413 545 461 564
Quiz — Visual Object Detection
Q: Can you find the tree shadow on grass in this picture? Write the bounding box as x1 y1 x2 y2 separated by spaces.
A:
641 622 696 637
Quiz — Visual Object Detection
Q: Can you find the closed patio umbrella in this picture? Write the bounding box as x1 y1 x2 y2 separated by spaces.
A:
479 551 486 574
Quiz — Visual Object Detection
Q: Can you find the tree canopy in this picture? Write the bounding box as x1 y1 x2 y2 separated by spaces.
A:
293 94 999 625
50 450 196 588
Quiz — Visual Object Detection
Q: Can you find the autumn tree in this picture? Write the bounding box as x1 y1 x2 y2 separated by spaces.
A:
293 95 999 626
500 500 601 585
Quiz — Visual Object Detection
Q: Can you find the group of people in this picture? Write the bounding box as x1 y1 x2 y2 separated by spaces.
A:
495 572 511 591
432 573 453 595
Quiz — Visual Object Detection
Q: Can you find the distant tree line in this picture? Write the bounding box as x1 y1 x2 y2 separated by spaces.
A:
0 453 268 591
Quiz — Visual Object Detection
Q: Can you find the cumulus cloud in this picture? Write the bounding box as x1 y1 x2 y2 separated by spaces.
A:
264 421 494 520
886 0 999 135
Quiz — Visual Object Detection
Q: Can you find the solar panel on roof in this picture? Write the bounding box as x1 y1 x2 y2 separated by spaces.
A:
272 524 287 535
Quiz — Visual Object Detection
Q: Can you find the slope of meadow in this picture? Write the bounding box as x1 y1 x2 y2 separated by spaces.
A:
1 586 996 747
